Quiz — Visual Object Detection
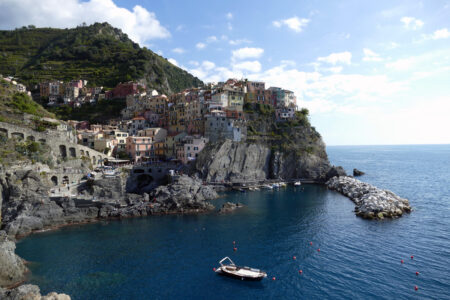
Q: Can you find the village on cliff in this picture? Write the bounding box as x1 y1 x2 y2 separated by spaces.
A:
11 77 299 165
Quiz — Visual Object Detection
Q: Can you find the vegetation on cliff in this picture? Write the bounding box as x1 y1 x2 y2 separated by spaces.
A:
0 23 203 94
245 104 324 158
0 79 55 123
48 98 126 124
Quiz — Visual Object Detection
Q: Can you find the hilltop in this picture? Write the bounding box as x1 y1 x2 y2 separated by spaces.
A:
0 23 203 94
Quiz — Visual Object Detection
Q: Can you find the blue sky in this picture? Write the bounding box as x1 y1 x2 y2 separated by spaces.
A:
1 0 449 145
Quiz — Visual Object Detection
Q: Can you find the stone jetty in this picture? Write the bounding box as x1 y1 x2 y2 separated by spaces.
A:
326 176 411 219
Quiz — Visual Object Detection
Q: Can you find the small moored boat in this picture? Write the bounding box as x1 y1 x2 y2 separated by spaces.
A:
215 257 267 281
294 181 302 186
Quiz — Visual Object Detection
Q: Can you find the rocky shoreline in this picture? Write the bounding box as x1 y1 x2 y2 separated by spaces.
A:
326 176 411 219
0 167 412 298
0 170 219 298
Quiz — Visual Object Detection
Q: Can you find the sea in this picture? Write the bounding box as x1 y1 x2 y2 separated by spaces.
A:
16 144 450 299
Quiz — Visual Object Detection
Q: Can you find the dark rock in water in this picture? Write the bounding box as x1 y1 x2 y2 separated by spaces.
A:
0 231 27 288
0 284 71 299
325 166 347 181
353 168 365 176
219 202 244 213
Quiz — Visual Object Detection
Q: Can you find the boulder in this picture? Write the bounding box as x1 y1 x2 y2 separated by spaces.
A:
0 231 27 288
353 168 365 176
219 202 244 213
0 284 71 300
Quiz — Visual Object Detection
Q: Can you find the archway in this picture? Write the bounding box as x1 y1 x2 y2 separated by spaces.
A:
11 132 24 140
59 145 67 158
27 136 35 141
51 176 58 186
38 139 46 144
0 128 8 137
137 174 154 189
69 147 76 158
92 156 96 165
62 176 69 184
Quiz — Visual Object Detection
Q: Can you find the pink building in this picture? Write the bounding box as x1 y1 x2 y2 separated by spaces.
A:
179 135 208 164
126 128 167 162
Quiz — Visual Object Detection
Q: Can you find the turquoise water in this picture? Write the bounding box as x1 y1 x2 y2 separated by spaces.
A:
16 145 450 299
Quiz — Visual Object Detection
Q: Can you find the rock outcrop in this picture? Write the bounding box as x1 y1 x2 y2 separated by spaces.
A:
194 140 341 183
0 284 70 300
219 202 244 213
0 231 27 288
353 168 365 176
326 176 411 219
149 175 217 213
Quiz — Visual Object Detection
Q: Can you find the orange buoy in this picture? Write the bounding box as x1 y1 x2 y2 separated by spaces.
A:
213 267 216 271
293 256 296 260
233 247 237 251
310 242 313 245
299 270 303 274
317 248 320 252
416 271 419 276
272 277 276 281
414 285 418 291
411 255 414 259
401 260 404 264
233 241 236 244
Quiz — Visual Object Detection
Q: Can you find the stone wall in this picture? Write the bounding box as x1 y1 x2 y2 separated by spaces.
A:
0 122 111 166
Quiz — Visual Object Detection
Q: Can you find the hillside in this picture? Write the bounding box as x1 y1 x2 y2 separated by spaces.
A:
0 23 203 94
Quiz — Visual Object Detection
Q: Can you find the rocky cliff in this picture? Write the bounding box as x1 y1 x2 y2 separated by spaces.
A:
194 107 344 182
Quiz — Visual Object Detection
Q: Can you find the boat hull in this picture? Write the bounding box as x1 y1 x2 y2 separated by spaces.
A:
216 269 266 281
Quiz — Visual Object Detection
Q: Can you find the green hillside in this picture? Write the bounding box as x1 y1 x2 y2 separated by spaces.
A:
0 23 203 94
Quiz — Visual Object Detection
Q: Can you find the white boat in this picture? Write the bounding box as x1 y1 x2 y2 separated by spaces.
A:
272 183 280 188
280 182 287 187
102 167 117 178
294 181 302 186
215 257 267 281
262 184 273 189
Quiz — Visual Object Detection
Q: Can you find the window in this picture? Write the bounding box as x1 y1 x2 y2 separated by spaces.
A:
194 147 198 150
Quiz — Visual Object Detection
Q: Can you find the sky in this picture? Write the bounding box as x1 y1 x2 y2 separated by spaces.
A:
0 0 449 145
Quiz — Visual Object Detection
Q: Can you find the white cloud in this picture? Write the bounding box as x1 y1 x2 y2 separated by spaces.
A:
156 50 163 56
229 38 251 46
280 60 296 67
401 16 424 30
172 47 185 54
196 42 206 50
272 16 310 33
189 60 199 66
385 58 415 71
363 48 383 62
227 22 233 31
317 52 352 65
206 36 218 43
431 28 450 39
226 12 233 20
168 58 178 66
326 66 343 73
202 61 216 71
232 47 264 60
232 61 262 73
175 24 185 31
0 0 170 46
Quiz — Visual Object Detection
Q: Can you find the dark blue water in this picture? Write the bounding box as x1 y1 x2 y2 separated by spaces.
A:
16 145 450 299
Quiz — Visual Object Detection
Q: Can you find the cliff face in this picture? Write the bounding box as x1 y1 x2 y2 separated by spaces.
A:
194 107 342 182
195 140 333 182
